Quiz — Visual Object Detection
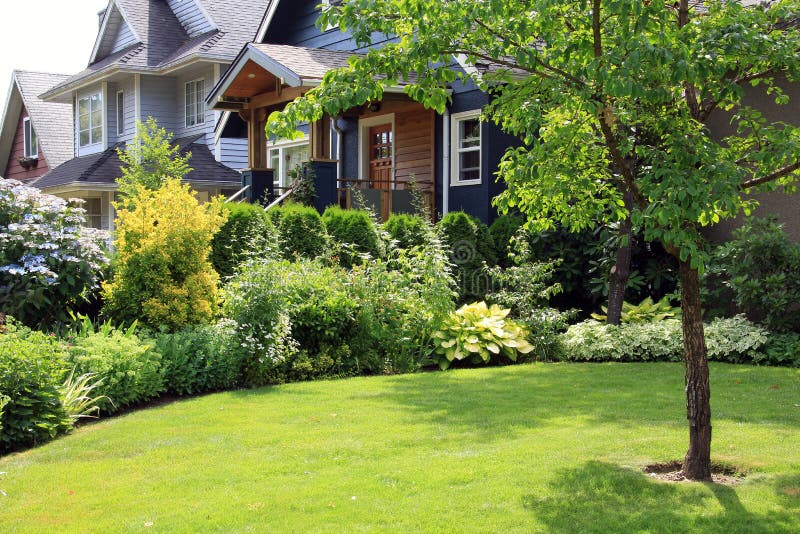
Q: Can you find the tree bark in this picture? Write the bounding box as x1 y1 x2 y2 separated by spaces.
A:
679 259 712 481
606 214 633 325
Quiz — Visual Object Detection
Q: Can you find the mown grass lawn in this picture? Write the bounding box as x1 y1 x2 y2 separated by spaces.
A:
0 362 798 533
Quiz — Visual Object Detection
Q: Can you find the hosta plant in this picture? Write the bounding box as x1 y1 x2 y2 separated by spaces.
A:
432 301 533 370
591 296 680 323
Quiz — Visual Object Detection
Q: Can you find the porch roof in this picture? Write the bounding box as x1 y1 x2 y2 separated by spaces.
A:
206 43 361 109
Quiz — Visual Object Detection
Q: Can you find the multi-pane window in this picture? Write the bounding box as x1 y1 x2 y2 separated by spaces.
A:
83 198 102 229
268 140 310 189
78 92 103 147
185 79 206 127
23 117 37 158
451 110 482 184
116 91 125 135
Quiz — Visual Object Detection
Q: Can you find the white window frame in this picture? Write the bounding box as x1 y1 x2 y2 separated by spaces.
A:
320 0 342 31
78 91 103 148
357 113 395 186
23 117 37 158
185 78 206 127
267 137 310 189
450 109 483 186
116 91 125 135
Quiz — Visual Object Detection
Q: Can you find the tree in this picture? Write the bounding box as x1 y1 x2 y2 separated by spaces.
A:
267 0 800 480
116 117 192 200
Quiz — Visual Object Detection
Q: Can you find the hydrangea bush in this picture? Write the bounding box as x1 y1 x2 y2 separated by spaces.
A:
0 179 109 326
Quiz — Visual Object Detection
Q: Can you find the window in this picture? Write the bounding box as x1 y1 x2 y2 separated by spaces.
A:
78 92 103 147
23 117 37 158
83 198 102 229
116 91 125 135
185 79 205 127
320 0 342 31
268 139 310 189
451 110 482 185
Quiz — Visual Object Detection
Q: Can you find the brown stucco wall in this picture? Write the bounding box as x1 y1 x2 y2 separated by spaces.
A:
703 77 800 243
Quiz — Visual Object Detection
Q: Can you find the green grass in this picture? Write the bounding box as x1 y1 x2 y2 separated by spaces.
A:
1 362 798 533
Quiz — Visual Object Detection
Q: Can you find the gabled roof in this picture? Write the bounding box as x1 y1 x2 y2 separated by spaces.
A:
206 43 361 106
41 0 269 101
33 135 241 190
0 71 73 176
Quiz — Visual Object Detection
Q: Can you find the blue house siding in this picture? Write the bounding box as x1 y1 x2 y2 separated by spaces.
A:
140 76 177 132
265 0 393 52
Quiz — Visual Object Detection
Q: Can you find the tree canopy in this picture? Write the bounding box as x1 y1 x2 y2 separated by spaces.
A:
268 0 800 271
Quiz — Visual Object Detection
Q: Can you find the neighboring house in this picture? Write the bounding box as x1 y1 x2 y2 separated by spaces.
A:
31 0 268 229
0 71 74 183
207 0 519 224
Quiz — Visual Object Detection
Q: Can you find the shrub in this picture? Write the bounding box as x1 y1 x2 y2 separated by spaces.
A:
432 302 533 370
486 260 568 360
268 203 328 260
705 217 800 332
322 206 382 267
211 202 273 279
0 179 109 326
155 321 244 395
288 162 317 208
489 214 525 268
102 178 226 331
348 222 456 373
0 394 8 436
384 213 427 249
0 321 71 453
65 322 163 413
436 211 497 301
560 316 769 363
759 333 800 367
223 259 358 385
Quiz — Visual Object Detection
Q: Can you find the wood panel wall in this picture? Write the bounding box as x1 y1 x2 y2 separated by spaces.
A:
395 107 434 190
4 108 49 182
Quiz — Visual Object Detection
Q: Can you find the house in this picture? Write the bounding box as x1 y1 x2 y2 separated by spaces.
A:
0 71 74 183
29 0 269 229
206 0 519 224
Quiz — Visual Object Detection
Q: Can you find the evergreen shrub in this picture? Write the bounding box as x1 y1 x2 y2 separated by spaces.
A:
436 211 496 302
211 202 272 279
322 206 382 267
268 203 328 260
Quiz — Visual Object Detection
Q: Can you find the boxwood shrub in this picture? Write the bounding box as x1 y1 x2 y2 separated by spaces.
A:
322 206 382 267
211 202 272 279
384 213 427 250
268 203 328 260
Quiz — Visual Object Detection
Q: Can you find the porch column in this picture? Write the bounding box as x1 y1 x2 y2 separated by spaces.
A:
246 108 268 169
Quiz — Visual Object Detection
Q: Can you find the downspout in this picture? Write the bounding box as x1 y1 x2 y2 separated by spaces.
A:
442 109 450 216
331 116 343 186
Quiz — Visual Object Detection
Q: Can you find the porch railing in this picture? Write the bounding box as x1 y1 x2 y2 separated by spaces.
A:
337 178 434 221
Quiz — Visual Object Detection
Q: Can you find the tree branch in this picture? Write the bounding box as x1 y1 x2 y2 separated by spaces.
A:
740 161 800 190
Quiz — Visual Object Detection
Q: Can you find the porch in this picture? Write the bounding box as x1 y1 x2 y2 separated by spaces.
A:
206 43 436 220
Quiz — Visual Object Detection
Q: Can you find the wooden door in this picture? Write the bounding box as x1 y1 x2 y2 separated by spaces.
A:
369 124 393 190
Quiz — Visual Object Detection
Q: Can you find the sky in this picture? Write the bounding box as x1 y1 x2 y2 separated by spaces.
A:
0 0 109 108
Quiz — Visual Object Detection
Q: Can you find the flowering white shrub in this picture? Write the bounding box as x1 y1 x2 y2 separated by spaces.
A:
0 179 109 325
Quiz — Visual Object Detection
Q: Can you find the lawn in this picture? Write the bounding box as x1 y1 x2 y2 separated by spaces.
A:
0 362 798 533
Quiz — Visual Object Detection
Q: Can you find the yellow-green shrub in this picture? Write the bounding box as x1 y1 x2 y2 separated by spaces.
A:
102 178 227 330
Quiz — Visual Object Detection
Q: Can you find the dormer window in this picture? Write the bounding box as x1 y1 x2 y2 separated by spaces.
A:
23 117 38 158
78 92 103 147
185 79 205 127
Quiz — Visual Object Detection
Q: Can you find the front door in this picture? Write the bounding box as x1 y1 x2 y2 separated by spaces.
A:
369 124 393 190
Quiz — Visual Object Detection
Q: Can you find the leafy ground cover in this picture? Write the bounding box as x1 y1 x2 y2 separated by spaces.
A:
0 362 798 532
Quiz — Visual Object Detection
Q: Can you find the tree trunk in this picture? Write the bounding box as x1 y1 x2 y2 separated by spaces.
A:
606 213 633 325
679 259 712 480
